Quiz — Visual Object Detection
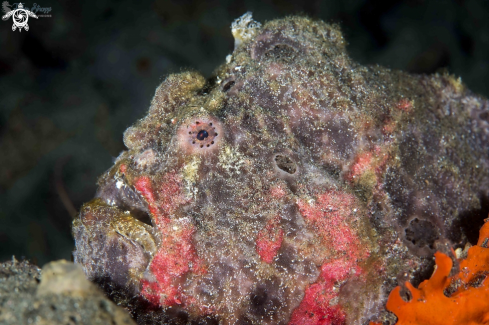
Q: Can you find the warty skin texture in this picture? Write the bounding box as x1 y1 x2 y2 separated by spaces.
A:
73 15 489 325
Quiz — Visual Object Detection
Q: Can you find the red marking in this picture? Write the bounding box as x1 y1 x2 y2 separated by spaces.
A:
119 164 127 174
134 173 203 307
141 221 199 307
134 173 189 226
256 216 284 263
134 176 162 220
297 192 365 259
155 173 189 224
270 185 286 199
289 282 346 325
289 258 364 325
348 152 373 181
134 176 155 204
289 258 360 325
320 258 357 282
382 118 396 135
397 98 412 112
346 149 390 189
292 192 369 324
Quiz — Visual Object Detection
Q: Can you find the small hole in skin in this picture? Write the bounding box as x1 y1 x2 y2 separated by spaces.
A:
200 145 204 148
275 155 297 174
196 121 200 125
188 132 191 134
192 141 195 144
207 144 210 147
210 123 213 126
215 133 218 136
211 141 214 144
223 80 236 92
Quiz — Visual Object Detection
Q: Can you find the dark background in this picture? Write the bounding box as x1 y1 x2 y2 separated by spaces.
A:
1 0 488 266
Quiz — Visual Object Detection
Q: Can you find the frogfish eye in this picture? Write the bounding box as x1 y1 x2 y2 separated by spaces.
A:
177 117 222 153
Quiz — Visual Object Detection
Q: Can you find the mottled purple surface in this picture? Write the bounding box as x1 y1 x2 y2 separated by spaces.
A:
73 15 489 325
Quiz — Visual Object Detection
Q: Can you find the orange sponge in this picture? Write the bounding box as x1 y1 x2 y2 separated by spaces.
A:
378 220 489 325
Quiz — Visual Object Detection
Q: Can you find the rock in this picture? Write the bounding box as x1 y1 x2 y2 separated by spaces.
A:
0 257 136 325
72 14 489 324
37 260 100 296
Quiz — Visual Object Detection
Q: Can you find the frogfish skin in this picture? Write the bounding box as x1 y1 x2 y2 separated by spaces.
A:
73 13 489 325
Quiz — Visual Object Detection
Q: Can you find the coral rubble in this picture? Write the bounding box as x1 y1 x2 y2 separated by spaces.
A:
72 13 489 324
380 218 489 325
0 258 135 324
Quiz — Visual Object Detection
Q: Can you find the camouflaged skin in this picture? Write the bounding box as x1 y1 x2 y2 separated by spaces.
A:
73 15 489 325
